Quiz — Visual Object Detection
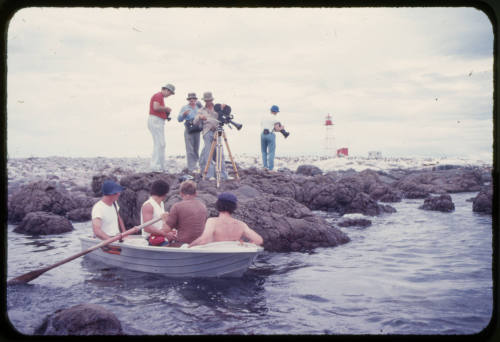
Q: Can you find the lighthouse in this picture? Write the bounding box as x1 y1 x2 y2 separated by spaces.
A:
324 113 335 155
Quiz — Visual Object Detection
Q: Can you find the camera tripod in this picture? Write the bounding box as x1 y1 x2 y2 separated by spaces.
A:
202 123 240 188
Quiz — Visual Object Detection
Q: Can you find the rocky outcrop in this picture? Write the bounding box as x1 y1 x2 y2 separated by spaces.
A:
7 164 491 241
296 164 322 176
8 181 76 223
237 168 397 216
419 194 455 212
14 211 74 235
393 168 485 199
65 196 100 222
159 176 350 252
34 304 122 335
337 217 372 228
472 186 493 214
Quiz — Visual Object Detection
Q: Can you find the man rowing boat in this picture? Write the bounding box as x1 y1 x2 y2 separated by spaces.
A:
92 180 128 240
189 192 263 247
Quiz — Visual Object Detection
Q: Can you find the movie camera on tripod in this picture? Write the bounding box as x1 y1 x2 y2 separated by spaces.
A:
202 103 242 187
214 104 243 130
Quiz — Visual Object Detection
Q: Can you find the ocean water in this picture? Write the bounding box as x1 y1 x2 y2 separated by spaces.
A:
6 192 493 335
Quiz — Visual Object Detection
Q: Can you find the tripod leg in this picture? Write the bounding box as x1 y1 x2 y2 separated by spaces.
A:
203 132 218 179
215 134 222 188
222 132 240 180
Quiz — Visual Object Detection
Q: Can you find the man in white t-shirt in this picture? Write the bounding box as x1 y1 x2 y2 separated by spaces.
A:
92 180 127 240
260 105 286 171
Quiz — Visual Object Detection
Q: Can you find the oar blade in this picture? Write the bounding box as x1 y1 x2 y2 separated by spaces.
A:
7 267 49 286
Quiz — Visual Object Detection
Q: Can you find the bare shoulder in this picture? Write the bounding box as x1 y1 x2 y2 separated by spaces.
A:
237 219 250 229
206 217 217 224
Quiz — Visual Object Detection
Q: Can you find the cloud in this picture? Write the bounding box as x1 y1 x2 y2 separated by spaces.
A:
6 7 494 161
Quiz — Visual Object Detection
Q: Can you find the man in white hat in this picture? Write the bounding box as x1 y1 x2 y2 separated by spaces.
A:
193 91 228 179
177 92 202 173
148 83 175 172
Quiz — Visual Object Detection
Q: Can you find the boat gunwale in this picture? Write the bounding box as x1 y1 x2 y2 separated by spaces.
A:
80 236 264 254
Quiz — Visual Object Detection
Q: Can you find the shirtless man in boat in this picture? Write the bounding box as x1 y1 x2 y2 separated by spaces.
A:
189 192 263 247
164 180 207 247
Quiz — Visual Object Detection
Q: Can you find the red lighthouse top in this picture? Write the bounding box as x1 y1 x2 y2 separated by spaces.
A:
325 113 333 126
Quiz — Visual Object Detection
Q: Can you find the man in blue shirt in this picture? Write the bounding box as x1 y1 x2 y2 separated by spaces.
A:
178 93 202 173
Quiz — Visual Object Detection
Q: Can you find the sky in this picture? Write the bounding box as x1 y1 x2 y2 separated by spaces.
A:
6 7 494 161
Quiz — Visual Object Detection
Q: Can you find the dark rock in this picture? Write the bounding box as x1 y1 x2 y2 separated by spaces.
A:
394 167 486 197
64 195 99 222
90 174 118 197
378 190 403 203
296 164 323 176
14 211 74 235
433 164 460 170
34 303 122 335
73 195 99 208
472 186 493 214
337 218 372 228
66 208 92 222
419 194 455 212
8 181 77 223
229 195 350 252
119 172 176 192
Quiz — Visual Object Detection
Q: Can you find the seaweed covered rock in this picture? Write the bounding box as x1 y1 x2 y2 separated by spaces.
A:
337 217 372 228
472 186 493 214
419 194 455 212
34 304 122 335
14 211 74 235
296 164 323 176
8 181 76 223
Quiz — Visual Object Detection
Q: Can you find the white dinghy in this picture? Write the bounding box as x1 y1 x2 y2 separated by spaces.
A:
80 235 264 278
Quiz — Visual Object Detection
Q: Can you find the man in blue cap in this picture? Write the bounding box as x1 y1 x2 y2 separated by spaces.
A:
260 105 286 171
92 180 128 240
189 192 263 247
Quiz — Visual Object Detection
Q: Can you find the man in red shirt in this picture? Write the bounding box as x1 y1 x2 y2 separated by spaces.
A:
148 83 175 172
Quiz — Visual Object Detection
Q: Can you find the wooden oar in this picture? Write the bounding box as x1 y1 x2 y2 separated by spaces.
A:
7 217 162 285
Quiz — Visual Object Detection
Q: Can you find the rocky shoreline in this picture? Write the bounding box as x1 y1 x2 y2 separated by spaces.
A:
8 161 492 253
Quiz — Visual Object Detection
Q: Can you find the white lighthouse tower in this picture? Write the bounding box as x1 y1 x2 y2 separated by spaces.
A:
324 113 335 155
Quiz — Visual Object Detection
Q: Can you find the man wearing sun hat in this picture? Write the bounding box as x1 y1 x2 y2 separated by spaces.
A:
193 91 228 180
177 92 202 173
189 192 263 247
148 83 175 172
91 180 128 240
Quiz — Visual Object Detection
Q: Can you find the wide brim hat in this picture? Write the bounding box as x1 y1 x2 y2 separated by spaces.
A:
187 93 198 100
162 84 176 94
202 92 214 101
102 180 125 195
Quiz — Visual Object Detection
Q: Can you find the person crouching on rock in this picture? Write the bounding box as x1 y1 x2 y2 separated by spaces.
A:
92 180 129 240
189 192 263 247
141 179 175 246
